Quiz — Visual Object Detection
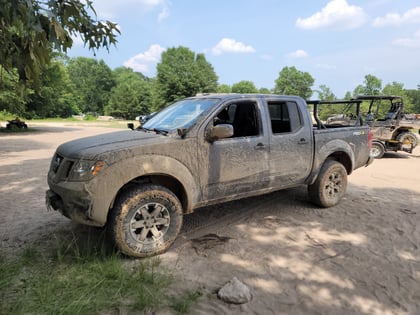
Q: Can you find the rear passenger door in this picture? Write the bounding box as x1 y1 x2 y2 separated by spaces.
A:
267 100 313 187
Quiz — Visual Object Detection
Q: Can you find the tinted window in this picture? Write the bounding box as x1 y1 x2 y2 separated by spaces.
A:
213 101 260 138
268 101 302 134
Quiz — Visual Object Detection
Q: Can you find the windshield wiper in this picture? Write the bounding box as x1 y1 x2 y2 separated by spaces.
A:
137 126 168 135
151 128 169 135
136 126 151 132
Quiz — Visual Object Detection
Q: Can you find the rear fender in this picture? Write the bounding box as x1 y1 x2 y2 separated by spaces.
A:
308 139 355 185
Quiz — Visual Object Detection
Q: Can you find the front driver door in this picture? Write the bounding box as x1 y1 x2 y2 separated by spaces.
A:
199 99 270 201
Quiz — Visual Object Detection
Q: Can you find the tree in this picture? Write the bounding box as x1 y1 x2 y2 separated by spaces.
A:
381 81 415 113
274 66 314 99
105 67 153 120
195 53 218 93
217 84 231 93
156 46 218 108
26 56 77 118
344 91 352 100
0 0 119 84
0 66 27 115
315 84 336 101
405 88 420 113
67 57 115 114
258 87 271 94
382 81 403 96
312 85 340 120
231 80 257 93
354 74 382 96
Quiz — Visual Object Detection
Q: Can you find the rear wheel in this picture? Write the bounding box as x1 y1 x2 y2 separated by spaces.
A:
397 132 418 151
308 160 348 208
108 184 183 257
371 141 385 159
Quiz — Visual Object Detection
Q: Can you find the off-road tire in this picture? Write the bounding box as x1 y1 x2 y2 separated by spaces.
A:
108 184 183 258
371 141 385 159
397 132 418 149
308 160 348 208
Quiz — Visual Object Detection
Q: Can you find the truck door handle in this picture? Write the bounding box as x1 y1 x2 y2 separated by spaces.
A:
298 138 307 144
255 143 265 150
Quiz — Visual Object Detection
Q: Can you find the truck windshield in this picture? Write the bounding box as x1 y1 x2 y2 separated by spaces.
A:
142 98 219 132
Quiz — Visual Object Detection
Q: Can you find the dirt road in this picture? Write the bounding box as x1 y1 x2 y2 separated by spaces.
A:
1 123 419 314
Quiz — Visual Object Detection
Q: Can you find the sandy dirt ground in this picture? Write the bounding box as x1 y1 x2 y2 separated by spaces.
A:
1 122 419 315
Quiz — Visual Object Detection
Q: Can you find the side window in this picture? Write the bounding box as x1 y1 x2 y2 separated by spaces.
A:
214 104 236 125
213 101 260 138
287 101 303 131
268 101 302 134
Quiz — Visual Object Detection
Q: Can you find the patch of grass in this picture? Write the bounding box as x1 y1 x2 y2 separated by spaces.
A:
31 117 135 129
0 232 200 315
0 110 15 121
170 290 203 314
34 117 81 122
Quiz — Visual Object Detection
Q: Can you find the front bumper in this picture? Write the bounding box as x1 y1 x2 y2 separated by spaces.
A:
46 189 102 227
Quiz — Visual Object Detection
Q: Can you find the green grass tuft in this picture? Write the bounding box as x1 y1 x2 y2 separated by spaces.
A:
0 231 199 315
170 290 203 314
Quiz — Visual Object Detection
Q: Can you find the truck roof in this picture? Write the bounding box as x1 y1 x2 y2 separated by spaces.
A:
190 93 304 102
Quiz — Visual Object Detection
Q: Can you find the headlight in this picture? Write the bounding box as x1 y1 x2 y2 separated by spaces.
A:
69 160 105 181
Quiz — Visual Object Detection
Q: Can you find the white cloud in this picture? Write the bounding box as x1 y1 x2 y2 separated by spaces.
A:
123 44 166 73
392 29 420 47
373 7 420 27
91 0 169 21
287 49 309 59
212 38 255 56
158 6 170 22
296 0 367 30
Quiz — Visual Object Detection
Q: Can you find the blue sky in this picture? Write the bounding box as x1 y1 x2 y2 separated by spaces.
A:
68 0 420 98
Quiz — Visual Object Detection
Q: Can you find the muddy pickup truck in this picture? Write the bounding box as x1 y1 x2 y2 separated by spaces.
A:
46 94 373 257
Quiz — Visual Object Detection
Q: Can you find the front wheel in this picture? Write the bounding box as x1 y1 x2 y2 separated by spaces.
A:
108 184 183 257
308 160 348 208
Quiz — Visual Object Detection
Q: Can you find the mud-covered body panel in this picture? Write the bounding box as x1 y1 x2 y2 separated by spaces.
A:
310 127 370 180
47 130 200 225
46 94 372 227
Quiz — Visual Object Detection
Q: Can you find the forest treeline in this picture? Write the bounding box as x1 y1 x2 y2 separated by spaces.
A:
1 49 420 120
1 1 419 120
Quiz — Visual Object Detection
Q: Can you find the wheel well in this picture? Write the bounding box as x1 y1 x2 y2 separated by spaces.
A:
327 151 352 174
394 128 413 138
113 174 188 213
372 139 384 145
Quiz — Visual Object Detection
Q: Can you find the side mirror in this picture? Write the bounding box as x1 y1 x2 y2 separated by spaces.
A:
206 124 234 142
127 123 134 130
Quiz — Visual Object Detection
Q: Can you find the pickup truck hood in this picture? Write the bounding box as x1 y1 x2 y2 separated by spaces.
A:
56 130 174 160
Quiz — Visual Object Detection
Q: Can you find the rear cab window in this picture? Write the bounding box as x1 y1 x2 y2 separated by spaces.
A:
267 101 303 134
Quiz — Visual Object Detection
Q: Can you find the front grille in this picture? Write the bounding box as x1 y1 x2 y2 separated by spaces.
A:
50 153 74 180
52 154 63 173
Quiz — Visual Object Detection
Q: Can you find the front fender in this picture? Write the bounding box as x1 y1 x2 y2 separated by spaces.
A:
86 154 200 225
